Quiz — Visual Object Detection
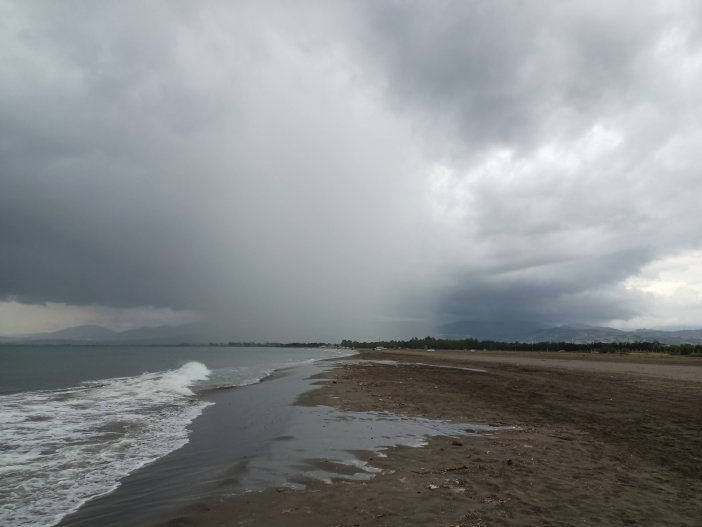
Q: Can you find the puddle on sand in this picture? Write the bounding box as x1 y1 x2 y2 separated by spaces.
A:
238 405 498 492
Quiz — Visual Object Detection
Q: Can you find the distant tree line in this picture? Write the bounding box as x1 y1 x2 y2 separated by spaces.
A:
207 341 327 348
208 342 278 347
277 342 327 348
340 336 702 356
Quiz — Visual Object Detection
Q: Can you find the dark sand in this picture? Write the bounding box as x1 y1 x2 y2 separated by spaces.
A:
164 350 702 526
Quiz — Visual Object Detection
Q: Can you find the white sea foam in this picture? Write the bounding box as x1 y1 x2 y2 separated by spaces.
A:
0 361 212 527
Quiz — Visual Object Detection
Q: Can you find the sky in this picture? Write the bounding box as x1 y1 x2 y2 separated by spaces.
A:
2 0 702 340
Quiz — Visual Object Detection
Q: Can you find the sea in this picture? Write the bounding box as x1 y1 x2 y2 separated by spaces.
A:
0 345 354 526
0 345 492 527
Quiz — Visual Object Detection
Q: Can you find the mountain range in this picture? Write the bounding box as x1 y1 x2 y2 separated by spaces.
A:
2 322 702 345
0 323 213 345
440 322 702 345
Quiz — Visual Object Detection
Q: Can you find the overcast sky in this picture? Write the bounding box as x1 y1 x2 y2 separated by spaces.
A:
2 1 702 340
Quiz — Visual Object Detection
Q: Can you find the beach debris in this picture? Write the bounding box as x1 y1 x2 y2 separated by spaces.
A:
452 438 464 446
441 478 469 493
507 459 513 465
427 479 469 492
411 464 468 475
480 494 510 505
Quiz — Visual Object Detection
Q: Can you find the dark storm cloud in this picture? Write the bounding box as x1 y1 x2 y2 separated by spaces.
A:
0 2 219 309
0 1 435 339
2 1 702 337
441 247 655 329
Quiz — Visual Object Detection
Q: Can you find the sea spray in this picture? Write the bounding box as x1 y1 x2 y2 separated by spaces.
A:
0 362 212 527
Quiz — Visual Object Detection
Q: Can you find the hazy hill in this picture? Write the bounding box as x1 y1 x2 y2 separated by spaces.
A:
4 322 702 346
441 322 702 344
18 325 120 341
1 323 212 345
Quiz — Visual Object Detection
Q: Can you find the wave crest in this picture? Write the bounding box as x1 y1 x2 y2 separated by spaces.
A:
0 362 212 527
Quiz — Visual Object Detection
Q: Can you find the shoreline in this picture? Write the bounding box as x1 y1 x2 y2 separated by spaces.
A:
58 360 340 527
168 349 702 526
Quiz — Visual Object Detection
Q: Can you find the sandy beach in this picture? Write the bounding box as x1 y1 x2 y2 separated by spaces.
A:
164 350 702 526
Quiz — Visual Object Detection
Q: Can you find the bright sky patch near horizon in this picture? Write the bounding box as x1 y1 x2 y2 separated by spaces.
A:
1 1 701 340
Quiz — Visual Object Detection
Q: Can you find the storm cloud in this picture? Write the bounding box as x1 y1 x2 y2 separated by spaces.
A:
2 1 702 339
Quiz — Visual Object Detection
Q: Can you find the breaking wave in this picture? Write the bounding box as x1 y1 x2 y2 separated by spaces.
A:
0 361 212 527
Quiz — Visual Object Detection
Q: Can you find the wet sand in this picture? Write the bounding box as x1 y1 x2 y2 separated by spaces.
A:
166 350 702 526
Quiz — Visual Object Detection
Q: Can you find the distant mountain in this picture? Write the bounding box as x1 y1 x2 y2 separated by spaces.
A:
6 321 702 346
21 324 121 341
624 328 702 345
524 325 626 343
440 322 702 344
1 323 214 345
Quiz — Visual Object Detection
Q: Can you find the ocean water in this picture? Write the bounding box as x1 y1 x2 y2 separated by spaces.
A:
0 345 351 527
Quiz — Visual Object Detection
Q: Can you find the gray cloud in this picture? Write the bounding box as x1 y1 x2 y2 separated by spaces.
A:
347 1 666 154
339 0 702 329
2 1 702 338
